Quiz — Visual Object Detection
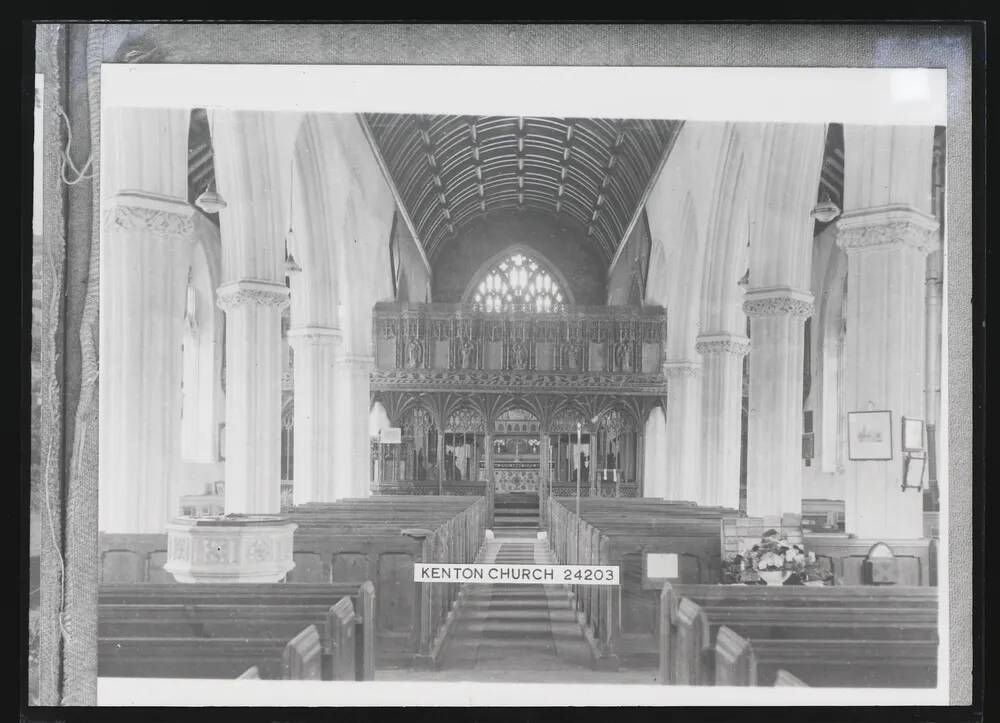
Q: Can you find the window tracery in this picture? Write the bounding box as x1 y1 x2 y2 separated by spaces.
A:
471 252 565 313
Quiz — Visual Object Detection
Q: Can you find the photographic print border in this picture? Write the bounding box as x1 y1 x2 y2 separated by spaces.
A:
24 20 980 716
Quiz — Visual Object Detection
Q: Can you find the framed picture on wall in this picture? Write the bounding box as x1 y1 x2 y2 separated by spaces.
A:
902 416 926 452
847 410 893 460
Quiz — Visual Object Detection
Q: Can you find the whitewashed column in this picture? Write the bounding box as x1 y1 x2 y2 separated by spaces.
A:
743 289 813 520
211 110 295 515
99 107 193 533
333 354 375 499
838 125 938 539
837 209 938 538
642 405 667 498
662 360 702 502
287 325 342 504
216 281 289 514
696 333 751 508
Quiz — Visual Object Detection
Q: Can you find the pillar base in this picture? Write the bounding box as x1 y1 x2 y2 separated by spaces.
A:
163 515 297 583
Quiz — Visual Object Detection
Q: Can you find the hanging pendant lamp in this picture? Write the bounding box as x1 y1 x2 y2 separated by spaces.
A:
284 156 302 275
810 190 841 223
195 110 227 214
195 179 227 214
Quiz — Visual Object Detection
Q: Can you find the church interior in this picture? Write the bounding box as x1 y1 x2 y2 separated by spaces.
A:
32 96 946 695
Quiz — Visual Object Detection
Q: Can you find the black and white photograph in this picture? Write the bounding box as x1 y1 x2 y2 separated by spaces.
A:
24 22 978 712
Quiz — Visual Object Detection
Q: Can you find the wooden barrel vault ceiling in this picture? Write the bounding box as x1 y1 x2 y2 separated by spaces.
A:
364 115 684 263
185 110 684 262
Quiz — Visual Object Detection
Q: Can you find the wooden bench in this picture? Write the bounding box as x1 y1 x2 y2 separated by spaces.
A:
659 583 938 688
713 629 810 687
98 495 487 671
803 533 936 586
546 497 735 668
285 495 486 668
98 581 375 680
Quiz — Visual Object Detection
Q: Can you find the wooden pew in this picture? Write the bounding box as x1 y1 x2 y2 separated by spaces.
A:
100 636 304 679
659 583 938 688
546 496 734 668
286 495 487 669
97 495 487 671
773 668 808 686
283 625 323 680
713 625 757 686
98 582 375 680
713 630 810 688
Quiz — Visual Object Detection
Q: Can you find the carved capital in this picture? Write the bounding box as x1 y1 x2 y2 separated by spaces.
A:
743 287 814 318
103 191 195 241
286 325 343 350
216 280 290 312
836 205 940 255
661 360 701 378
695 333 751 357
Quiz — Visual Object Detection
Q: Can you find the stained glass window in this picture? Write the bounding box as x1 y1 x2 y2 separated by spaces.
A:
470 252 565 313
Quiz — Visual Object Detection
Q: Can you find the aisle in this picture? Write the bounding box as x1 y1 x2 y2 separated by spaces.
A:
375 537 659 684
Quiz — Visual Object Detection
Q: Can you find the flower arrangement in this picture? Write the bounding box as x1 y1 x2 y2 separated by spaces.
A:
722 529 833 585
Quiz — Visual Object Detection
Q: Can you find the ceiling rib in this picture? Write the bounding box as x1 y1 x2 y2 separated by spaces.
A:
364 114 682 263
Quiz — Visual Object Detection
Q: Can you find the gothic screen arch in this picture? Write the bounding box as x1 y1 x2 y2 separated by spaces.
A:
466 249 571 313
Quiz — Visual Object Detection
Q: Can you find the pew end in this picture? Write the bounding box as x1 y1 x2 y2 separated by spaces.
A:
713 626 757 686
282 625 323 681
774 669 809 686
326 597 357 681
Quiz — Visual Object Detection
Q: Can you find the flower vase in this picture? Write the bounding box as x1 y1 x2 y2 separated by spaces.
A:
758 570 790 586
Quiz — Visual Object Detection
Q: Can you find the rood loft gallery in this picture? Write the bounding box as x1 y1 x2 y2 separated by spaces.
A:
93 94 945 688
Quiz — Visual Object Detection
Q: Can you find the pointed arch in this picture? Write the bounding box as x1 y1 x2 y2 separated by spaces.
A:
700 124 752 336
459 243 576 309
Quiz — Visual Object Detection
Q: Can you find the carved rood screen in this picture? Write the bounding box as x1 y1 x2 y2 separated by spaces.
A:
371 302 668 396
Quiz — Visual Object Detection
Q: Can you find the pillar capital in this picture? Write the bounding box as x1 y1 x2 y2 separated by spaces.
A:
661 359 701 378
286 325 343 350
216 280 290 312
742 286 814 318
695 333 751 357
102 190 195 241
836 204 940 255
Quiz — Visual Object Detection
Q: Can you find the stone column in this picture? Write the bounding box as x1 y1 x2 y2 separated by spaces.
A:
837 207 938 538
696 333 751 509
588 434 599 495
287 325 342 504
217 281 290 514
99 193 194 532
635 427 645 495
485 431 495 523
662 361 702 502
743 288 813 520
99 106 193 534
642 406 665 498
541 428 552 514
436 424 446 495
332 354 375 499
